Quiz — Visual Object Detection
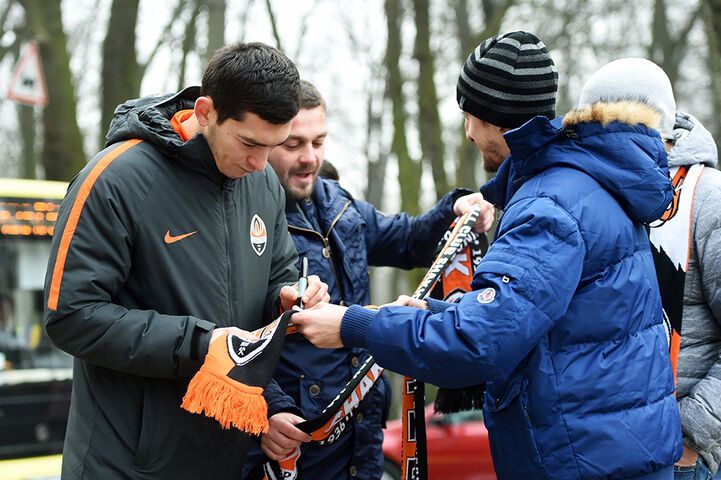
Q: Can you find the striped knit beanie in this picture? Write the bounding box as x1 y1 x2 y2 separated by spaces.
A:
457 31 558 129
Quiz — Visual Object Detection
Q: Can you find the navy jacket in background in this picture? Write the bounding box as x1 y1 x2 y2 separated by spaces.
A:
245 177 466 480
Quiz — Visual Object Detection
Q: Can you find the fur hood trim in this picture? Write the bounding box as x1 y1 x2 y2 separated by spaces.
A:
563 101 661 131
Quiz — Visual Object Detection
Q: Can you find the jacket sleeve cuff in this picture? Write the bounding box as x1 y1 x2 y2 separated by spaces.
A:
341 305 377 349
426 297 455 314
185 319 215 376
264 379 301 418
449 187 475 206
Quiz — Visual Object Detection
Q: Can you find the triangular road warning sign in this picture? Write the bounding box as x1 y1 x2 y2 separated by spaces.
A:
7 42 48 107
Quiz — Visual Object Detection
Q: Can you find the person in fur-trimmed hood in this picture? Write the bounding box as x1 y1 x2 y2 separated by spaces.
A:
581 59 721 478
650 108 721 479
294 43 683 478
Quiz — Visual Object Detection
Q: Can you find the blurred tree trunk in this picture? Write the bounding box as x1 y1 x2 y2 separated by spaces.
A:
413 0 447 200
551 3 580 116
454 0 515 188
453 0 478 190
386 0 425 296
100 0 140 149
18 104 36 179
648 0 700 88
386 0 421 216
204 0 226 62
177 0 201 90
19 0 85 181
364 88 387 207
0 3 14 62
340 8 388 206
703 0 721 147
7 32 37 178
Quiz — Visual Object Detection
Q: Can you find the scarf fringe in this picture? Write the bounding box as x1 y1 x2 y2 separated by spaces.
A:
181 369 268 435
434 384 486 414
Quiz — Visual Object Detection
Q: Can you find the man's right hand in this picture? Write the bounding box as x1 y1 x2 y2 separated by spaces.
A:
260 412 312 460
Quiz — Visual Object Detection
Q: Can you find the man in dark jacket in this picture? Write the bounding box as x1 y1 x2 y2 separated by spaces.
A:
243 80 492 479
295 33 683 479
43 43 328 480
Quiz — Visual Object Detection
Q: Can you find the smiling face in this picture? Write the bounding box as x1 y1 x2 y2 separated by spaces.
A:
464 112 510 173
268 106 327 200
196 96 292 179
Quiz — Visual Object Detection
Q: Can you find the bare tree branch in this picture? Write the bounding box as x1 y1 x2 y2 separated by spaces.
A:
668 5 702 68
264 0 283 51
138 0 189 79
237 0 257 42
648 0 701 86
293 0 318 62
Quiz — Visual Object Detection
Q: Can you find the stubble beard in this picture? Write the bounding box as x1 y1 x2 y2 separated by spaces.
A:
284 172 317 201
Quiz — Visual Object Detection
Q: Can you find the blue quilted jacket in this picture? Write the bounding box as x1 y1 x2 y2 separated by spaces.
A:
342 107 683 479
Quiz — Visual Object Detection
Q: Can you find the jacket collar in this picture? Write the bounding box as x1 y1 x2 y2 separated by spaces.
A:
285 178 351 231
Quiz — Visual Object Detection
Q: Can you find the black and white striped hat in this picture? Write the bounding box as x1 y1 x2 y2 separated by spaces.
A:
457 31 558 129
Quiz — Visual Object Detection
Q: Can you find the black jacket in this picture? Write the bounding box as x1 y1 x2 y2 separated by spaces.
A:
43 87 298 479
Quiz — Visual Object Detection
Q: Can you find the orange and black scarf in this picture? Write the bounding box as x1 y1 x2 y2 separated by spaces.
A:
648 164 704 380
181 311 294 435
431 228 488 414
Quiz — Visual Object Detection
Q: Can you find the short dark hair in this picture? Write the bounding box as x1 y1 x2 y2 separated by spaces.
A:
299 80 325 110
201 43 300 125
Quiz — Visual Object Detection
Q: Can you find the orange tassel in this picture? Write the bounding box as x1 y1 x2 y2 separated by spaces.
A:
182 369 268 435
181 332 269 435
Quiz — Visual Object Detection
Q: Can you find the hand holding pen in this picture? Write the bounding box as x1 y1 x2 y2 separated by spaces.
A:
296 257 309 309
279 257 329 314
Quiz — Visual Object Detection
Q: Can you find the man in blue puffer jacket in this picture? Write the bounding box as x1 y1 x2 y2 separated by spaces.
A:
295 33 683 479
243 81 492 479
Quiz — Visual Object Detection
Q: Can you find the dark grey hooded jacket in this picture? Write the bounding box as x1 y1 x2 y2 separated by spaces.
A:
43 87 298 479
670 112 721 474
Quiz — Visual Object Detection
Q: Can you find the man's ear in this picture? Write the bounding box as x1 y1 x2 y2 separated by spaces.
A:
194 96 213 127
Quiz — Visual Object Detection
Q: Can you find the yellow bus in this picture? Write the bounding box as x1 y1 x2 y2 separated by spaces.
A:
0 178 69 479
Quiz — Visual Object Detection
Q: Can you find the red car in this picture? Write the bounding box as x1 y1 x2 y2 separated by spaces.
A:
382 406 495 480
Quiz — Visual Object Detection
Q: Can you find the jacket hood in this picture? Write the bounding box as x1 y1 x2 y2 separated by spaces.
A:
105 87 227 184
106 87 198 150
482 101 673 224
667 111 718 168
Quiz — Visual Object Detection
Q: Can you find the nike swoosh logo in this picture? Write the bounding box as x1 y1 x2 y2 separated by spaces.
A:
164 230 197 244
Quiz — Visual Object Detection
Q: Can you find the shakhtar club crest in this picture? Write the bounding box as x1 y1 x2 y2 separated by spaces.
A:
250 214 267 256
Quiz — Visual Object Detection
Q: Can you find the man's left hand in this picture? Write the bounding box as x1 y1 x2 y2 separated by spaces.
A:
453 193 495 233
260 412 312 461
382 294 428 310
279 275 329 311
